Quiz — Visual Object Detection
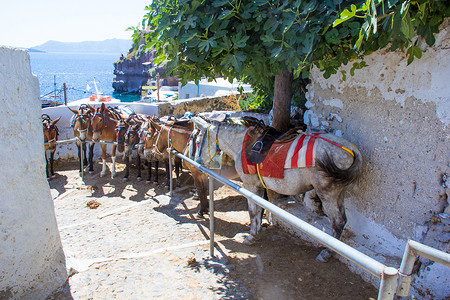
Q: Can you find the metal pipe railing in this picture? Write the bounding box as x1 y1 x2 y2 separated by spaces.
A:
45 138 118 180
169 149 398 299
397 239 450 296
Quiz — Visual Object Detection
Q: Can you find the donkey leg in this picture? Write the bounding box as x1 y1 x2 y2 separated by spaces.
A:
111 156 117 178
243 185 265 245
88 143 95 173
50 150 56 178
154 160 159 183
137 155 142 181
100 144 107 177
146 160 152 183
174 157 181 187
164 161 170 188
193 172 208 218
45 152 50 178
82 143 88 166
77 143 83 173
315 189 347 263
123 155 130 181
111 145 117 178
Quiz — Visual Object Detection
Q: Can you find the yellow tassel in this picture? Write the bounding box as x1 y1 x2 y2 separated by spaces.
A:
256 164 268 189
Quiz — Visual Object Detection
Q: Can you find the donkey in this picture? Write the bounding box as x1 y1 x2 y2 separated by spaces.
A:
68 104 96 174
144 117 185 188
192 117 362 262
42 114 61 178
91 103 120 178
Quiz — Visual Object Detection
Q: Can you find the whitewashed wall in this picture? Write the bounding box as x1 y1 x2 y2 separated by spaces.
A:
283 21 449 298
0 47 67 299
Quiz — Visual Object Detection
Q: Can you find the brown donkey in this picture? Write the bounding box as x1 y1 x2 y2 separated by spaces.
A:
149 118 212 216
91 103 120 178
42 114 61 178
68 104 96 174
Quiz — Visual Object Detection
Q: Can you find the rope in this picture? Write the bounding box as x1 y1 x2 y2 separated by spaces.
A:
256 164 268 189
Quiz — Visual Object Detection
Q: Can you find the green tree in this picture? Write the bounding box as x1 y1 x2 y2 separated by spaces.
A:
132 0 448 131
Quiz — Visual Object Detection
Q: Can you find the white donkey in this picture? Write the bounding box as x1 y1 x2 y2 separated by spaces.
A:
192 116 362 262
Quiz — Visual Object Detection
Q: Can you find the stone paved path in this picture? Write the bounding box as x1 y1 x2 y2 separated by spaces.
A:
47 161 377 299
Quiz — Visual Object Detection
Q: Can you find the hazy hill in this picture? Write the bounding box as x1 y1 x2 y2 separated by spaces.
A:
29 39 132 54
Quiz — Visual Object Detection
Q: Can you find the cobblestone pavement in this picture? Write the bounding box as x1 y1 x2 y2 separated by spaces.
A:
47 161 377 299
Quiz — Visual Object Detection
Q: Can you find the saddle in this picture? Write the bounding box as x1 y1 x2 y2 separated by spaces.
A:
245 122 302 164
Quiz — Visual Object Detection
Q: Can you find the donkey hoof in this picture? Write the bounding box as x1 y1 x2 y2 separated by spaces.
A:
137 177 142 182
51 174 56 178
89 170 94 174
123 177 128 181
100 172 106 177
111 172 116 179
315 249 333 263
243 235 257 246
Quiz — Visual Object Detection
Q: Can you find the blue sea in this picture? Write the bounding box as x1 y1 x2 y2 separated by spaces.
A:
29 52 139 103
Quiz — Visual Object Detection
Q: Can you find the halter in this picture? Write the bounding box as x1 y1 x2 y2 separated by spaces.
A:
143 128 158 151
44 123 59 143
92 112 107 133
153 124 166 155
75 114 91 133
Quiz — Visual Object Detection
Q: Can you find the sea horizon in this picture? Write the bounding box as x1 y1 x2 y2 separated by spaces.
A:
29 51 139 104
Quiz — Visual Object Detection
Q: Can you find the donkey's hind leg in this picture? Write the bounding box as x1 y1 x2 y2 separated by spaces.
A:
243 185 266 245
314 188 347 262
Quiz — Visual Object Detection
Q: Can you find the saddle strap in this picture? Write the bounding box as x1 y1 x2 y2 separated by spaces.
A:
307 133 354 157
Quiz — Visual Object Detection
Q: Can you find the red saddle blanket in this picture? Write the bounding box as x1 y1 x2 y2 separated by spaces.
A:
241 128 318 179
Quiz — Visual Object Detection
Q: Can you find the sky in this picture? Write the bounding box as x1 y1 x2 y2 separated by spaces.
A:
0 0 150 48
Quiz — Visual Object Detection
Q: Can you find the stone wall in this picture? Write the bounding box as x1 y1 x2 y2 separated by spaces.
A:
156 93 245 116
0 47 67 299
290 22 449 298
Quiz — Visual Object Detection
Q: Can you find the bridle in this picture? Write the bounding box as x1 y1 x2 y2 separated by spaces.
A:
92 112 107 134
43 122 59 143
74 113 91 133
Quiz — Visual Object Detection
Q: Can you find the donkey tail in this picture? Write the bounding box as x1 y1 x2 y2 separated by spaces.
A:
316 149 362 186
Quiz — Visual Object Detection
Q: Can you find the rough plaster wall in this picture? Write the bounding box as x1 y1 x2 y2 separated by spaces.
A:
0 47 67 299
301 22 449 298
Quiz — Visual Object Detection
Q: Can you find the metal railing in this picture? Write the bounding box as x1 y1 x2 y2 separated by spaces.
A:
168 148 450 300
45 138 118 180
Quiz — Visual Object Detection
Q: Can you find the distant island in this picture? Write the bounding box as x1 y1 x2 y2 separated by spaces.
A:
29 38 132 55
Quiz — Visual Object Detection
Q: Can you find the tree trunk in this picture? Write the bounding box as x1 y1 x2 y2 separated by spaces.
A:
272 69 293 132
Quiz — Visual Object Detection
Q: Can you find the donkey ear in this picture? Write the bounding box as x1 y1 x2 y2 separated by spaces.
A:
101 103 106 111
88 104 96 113
68 107 79 115
52 116 62 124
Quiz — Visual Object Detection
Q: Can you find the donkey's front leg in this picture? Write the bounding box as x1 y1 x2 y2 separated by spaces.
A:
100 144 108 177
49 150 56 178
110 145 117 178
136 154 142 181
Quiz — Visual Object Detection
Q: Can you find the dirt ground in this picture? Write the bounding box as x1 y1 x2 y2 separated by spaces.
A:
48 159 378 299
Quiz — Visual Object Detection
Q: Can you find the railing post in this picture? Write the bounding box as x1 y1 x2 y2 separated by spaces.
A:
209 176 215 257
378 267 398 300
79 138 84 181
